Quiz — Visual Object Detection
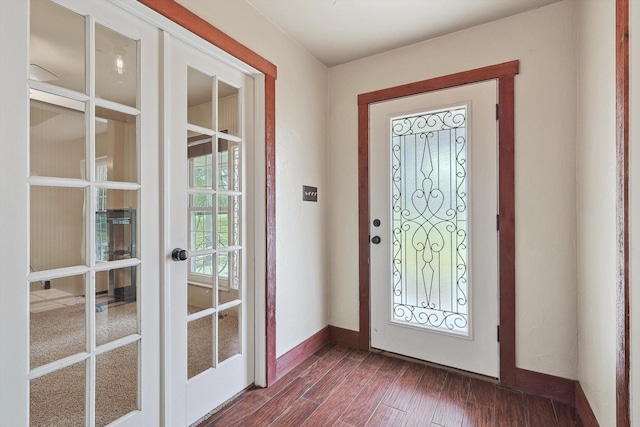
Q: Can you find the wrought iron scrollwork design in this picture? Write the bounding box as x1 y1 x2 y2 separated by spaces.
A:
391 106 469 335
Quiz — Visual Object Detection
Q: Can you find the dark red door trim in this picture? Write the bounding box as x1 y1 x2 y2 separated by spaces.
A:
358 60 520 385
615 0 631 425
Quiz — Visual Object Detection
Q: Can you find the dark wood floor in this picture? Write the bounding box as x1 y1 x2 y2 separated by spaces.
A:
199 344 582 427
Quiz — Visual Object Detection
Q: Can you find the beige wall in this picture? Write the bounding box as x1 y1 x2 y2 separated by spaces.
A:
576 0 617 425
327 0 578 379
177 0 329 358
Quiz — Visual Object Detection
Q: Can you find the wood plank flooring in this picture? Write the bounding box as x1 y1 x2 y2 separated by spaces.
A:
198 344 582 427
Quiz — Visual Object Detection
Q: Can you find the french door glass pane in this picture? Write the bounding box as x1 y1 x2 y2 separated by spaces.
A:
95 24 138 108
96 266 138 347
95 107 138 183
96 342 138 426
30 360 86 427
218 82 239 137
30 94 86 179
189 151 214 190
217 138 241 192
30 274 86 368
187 67 213 129
30 0 86 94
188 272 214 315
390 106 470 336
218 305 240 363
30 186 86 271
188 315 214 379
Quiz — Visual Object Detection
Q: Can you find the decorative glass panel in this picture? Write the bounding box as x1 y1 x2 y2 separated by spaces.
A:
390 106 469 336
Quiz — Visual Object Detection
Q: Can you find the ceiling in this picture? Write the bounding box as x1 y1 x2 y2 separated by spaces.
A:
244 0 562 67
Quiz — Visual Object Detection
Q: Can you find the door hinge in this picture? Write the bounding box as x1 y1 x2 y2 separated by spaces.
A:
496 214 499 231
496 104 499 121
497 325 500 342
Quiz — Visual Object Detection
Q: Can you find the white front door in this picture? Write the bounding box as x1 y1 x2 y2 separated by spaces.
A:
165 35 256 426
369 81 499 377
0 0 161 425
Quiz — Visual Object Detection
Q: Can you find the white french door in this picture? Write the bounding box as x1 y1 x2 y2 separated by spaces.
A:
0 0 160 425
165 35 256 426
369 81 499 377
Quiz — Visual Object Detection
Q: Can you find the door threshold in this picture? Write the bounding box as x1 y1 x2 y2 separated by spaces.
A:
369 347 499 384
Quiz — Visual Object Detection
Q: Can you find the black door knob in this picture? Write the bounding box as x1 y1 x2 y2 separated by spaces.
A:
172 248 189 261
373 219 381 227
371 236 381 244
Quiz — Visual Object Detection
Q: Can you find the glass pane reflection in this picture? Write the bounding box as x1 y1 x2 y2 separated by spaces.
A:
188 284 214 315
30 361 86 427
188 315 213 379
96 267 138 347
30 94 86 179
30 186 85 271
30 275 86 369
217 138 241 192
218 305 240 363
30 0 86 94
187 67 213 129
95 24 138 108
95 107 138 183
96 342 138 426
218 250 241 296
218 81 239 137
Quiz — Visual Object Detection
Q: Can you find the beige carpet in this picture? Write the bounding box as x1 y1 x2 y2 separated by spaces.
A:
30 299 240 426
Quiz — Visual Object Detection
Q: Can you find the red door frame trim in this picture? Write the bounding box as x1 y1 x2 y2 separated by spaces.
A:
137 0 279 386
358 60 520 385
615 0 631 424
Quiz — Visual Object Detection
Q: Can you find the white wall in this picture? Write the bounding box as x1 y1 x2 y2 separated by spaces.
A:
630 1 639 425
576 0 617 425
327 0 578 379
176 0 329 357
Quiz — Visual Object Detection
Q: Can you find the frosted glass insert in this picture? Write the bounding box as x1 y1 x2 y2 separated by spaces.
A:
390 106 469 336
